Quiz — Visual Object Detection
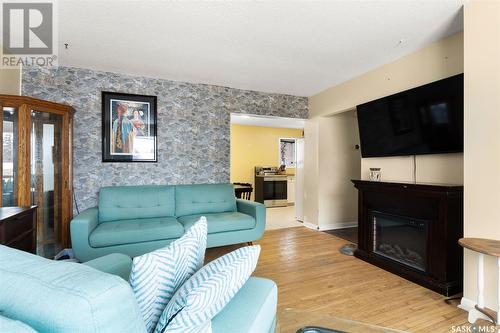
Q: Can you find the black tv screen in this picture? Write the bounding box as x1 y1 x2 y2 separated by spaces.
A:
356 74 463 158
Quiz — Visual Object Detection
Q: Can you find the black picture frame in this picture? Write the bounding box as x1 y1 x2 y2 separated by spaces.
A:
102 91 157 162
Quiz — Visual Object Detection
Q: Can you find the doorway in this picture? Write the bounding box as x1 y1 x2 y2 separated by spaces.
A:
230 113 305 230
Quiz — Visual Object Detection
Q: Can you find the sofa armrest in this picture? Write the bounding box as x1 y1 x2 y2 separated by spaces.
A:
83 253 132 281
212 277 277 333
236 199 266 236
70 207 99 261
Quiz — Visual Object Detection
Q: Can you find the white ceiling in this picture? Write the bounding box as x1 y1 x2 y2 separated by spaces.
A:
58 0 464 97
231 114 305 129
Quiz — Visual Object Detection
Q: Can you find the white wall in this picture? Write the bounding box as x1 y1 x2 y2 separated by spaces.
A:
309 32 463 118
309 32 464 186
303 118 320 227
0 68 21 95
317 111 360 229
462 0 500 312
304 32 464 229
361 153 463 183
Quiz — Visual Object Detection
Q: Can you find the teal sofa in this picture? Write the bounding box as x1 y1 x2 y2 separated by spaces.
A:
71 184 266 261
0 245 278 333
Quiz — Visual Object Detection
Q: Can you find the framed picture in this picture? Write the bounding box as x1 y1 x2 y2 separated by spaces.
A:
102 91 157 162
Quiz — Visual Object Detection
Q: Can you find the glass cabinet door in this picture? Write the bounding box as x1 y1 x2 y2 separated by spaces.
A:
31 110 64 258
2 107 18 207
0 95 74 258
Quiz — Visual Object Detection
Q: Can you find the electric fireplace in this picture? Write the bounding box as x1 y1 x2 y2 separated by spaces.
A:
351 179 463 296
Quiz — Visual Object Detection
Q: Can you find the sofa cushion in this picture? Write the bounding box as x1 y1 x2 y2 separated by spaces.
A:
178 212 255 234
0 245 146 333
175 184 237 217
99 185 175 223
212 277 278 333
90 217 183 247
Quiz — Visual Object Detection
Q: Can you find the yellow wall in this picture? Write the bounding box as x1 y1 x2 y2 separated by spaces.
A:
230 124 303 195
309 32 464 185
0 68 21 95
463 0 500 311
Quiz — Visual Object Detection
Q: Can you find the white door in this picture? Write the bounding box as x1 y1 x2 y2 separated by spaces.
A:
295 138 305 221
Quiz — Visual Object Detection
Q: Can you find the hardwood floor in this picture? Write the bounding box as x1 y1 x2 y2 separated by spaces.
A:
206 227 491 333
324 226 358 244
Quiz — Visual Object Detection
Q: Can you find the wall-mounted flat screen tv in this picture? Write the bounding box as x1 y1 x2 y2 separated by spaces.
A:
356 74 463 158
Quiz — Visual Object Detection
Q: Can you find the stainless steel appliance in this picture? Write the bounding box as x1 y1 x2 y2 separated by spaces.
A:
254 166 288 207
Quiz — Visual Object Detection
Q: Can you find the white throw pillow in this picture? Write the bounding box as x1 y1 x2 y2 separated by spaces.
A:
198 321 212 333
154 245 261 333
129 217 207 333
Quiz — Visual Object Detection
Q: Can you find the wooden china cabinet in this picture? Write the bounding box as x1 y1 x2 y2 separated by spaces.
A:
0 95 74 258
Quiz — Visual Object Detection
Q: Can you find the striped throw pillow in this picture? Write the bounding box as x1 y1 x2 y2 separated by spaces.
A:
129 217 207 333
154 245 261 333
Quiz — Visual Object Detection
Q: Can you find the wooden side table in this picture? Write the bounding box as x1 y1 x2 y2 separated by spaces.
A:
0 206 37 254
459 238 500 325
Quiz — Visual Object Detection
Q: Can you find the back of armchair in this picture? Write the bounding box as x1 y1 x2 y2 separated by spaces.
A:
0 245 146 333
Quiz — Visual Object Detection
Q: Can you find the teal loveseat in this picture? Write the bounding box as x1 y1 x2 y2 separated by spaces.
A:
0 245 278 333
71 184 266 261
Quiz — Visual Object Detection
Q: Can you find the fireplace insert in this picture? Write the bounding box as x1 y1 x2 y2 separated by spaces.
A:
372 211 429 272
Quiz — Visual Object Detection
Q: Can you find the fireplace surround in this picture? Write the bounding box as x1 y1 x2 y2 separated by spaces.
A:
352 180 463 296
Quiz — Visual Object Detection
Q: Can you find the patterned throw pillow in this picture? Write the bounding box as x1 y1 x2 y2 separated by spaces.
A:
129 217 207 333
154 245 261 333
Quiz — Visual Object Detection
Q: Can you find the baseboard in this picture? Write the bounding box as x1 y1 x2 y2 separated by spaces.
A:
458 297 476 312
318 221 358 231
458 297 492 322
301 221 358 231
303 221 319 230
